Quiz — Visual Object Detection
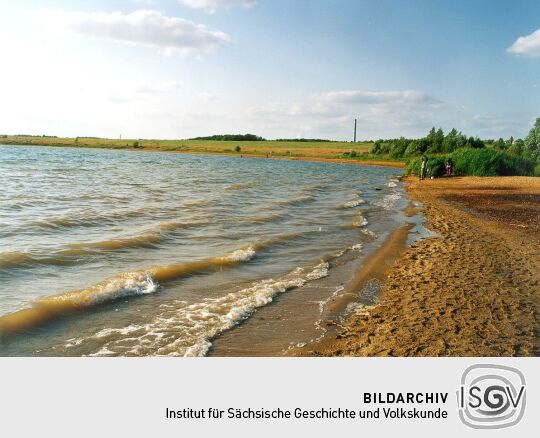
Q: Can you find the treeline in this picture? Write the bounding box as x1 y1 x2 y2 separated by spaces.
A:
274 138 332 142
4 134 59 138
397 118 540 176
190 134 265 141
371 127 485 158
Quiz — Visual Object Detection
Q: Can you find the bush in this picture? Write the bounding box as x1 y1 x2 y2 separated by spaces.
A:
349 150 357 158
404 140 426 157
404 157 421 175
133 141 142 148
404 156 446 177
450 147 533 176
234 145 241 152
389 142 407 158
426 156 446 177
405 148 535 177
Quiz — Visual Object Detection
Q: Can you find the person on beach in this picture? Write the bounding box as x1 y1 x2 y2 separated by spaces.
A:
420 156 428 180
445 158 453 177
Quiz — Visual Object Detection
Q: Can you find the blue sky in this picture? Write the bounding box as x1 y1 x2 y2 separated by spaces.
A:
0 0 538 140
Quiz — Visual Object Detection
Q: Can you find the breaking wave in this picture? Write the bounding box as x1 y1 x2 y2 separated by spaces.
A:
339 194 365 209
373 192 402 210
0 239 289 334
67 261 331 357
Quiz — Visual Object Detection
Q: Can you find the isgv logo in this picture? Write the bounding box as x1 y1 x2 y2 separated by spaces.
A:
457 364 526 429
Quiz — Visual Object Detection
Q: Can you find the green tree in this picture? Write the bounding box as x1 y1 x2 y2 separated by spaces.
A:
509 139 524 156
494 138 506 150
426 127 444 153
443 128 459 153
524 117 540 162
404 139 427 157
389 137 409 158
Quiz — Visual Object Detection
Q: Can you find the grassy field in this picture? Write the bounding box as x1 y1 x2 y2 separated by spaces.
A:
0 135 405 166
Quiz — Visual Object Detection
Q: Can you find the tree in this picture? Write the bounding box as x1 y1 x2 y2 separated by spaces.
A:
509 139 524 156
426 127 444 153
465 136 484 149
390 137 409 158
524 117 540 162
404 139 427 156
443 128 459 153
494 138 506 150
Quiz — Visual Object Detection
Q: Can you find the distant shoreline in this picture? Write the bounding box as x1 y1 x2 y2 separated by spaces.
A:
0 140 405 169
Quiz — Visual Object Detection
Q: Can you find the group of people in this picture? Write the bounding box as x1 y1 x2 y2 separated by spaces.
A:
419 156 453 180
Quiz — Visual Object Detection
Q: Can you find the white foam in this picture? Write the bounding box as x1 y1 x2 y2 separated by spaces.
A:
350 243 363 251
352 214 368 228
221 246 256 263
342 197 365 208
48 272 159 308
75 261 331 357
374 192 402 210
361 229 377 238
305 261 329 280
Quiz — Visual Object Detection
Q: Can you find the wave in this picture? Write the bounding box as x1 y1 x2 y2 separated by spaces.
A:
0 272 158 335
224 181 255 192
66 261 331 357
26 207 154 231
0 234 164 269
1 219 212 270
0 238 292 334
274 195 315 207
373 192 402 210
246 212 284 225
341 212 368 229
65 233 164 254
339 194 365 209
361 229 377 238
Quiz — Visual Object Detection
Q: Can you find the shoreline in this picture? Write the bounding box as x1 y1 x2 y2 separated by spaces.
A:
0 142 405 169
299 176 540 357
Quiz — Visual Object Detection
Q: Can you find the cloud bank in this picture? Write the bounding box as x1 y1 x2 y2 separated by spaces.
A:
507 28 540 57
178 0 256 12
320 89 440 105
48 9 230 55
247 89 445 139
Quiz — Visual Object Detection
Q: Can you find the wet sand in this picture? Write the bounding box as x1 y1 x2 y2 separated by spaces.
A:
302 176 540 357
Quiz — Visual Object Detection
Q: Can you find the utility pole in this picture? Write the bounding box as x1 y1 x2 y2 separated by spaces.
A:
353 119 357 143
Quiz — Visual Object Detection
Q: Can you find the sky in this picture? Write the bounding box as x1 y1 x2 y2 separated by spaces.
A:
0 0 538 140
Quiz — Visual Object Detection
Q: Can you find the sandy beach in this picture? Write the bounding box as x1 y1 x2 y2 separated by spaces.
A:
303 176 540 357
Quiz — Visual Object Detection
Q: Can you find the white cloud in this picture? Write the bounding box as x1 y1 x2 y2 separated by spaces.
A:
198 91 217 101
178 0 256 13
107 80 183 103
46 9 230 55
320 89 440 105
507 28 540 57
246 89 445 139
134 80 183 94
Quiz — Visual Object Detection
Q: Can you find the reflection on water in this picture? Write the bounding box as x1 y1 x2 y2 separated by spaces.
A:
0 145 405 356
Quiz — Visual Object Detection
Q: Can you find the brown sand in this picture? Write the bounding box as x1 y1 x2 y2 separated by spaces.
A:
304 176 540 357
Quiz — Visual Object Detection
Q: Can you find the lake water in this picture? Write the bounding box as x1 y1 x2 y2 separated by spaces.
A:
0 145 406 356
